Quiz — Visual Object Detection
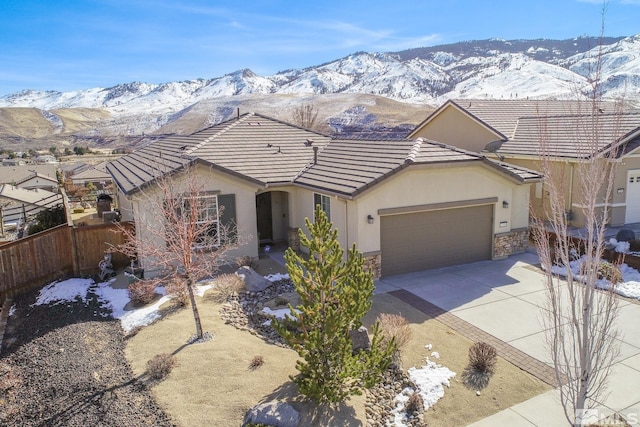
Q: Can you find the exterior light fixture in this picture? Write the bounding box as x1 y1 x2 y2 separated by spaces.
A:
367 214 374 224
617 188 625 194
502 200 509 208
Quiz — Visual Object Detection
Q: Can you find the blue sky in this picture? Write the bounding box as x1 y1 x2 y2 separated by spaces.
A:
0 0 638 96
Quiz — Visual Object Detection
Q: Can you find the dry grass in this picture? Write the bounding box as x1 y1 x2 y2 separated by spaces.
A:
125 281 550 427
208 274 245 303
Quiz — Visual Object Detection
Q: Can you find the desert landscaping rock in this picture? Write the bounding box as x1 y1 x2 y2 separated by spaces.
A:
0 287 175 427
242 401 300 427
220 279 423 427
236 266 272 292
350 325 371 353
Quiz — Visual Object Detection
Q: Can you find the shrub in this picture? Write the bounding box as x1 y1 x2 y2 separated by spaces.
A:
127 279 157 305
274 296 289 307
166 278 190 307
377 313 412 350
210 274 245 302
236 255 259 270
249 355 264 370
146 353 177 380
597 261 623 284
468 342 497 375
403 391 424 415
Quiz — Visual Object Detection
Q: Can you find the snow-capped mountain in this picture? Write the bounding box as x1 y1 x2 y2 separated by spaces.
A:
1 35 639 141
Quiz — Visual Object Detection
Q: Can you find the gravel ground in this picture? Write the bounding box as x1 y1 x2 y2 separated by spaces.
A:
0 287 176 427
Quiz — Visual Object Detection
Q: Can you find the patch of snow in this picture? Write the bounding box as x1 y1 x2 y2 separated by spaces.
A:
9 304 16 317
261 307 293 319
194 283 214 297
425 343 433 351
550 255 640 301
32 278 95 306
430 351 440 359
608 238 630 253
265 273 290 282
389 354 456 426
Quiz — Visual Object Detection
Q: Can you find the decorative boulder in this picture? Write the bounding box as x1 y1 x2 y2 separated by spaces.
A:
236 266 271 292
242 401 299 427
616 228 636 242
350 325 371 354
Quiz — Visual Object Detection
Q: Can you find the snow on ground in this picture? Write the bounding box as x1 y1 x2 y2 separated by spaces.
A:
265 273 290 282
550 254 640 300
389 345 456 427
23 273 277 333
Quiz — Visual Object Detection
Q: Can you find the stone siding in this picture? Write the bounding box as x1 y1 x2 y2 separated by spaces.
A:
493 228 530 259
287 227 301 253
364 252 382 279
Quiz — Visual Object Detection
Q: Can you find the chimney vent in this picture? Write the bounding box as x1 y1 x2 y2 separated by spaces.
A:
236 108 240 119
313 146 318 164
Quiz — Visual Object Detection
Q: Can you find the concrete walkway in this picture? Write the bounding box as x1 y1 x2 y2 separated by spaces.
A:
376 251 640 426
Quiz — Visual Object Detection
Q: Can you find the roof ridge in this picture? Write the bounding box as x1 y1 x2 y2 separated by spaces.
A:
405 138 424 163
183 112 255 156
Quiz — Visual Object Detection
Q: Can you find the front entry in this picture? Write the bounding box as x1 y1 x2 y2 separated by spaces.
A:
256 191 290 245
256 192 273 244
626 170 640 223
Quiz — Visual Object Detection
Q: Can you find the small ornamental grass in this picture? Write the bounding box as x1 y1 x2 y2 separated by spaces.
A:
209 274 245 303
146 353 177 381
248 355 265 370
377 313 412 365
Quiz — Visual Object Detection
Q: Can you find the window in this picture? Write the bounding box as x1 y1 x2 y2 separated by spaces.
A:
168 192 236 249
314 193 331 220
180 193 220 247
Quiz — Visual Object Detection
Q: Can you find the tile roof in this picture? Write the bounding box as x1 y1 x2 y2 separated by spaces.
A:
449 98 621 139
498 112 640 158
71 161 113 181
0 185 62 207
107 113 332 194
294 138 541 197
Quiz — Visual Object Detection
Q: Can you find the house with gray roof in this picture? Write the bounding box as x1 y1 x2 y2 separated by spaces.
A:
108 112 540 278
410 99 640 227
0 185 63 228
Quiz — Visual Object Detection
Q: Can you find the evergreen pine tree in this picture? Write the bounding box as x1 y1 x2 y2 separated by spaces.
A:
273 206 395 403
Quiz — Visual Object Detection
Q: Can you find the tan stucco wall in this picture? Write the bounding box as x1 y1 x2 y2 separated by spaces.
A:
497 155 640 227
291 164 531 255
126 164 260 277
412 106 501 152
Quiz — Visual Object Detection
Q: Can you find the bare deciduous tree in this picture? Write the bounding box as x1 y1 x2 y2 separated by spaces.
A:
531 17 625 425
291 103 319 130
111 164 240 340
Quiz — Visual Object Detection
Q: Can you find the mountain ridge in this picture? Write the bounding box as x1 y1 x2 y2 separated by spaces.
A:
1 35 639 147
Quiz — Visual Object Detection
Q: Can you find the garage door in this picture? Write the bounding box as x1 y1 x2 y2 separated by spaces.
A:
380 204 493 276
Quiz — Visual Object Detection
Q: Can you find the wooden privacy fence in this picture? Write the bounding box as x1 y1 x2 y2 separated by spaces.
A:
0 222 133 301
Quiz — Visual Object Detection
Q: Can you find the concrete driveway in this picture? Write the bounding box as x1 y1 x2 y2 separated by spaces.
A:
376 251 640 426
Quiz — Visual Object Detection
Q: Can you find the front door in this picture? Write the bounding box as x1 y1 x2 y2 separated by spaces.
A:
256 192 273 244
626 170 640 223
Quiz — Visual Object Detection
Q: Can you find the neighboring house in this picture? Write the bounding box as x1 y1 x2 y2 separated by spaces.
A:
0 164 57 186
15 172 59 192
0 185 63 227
107 112 540 278
410 99 640 227
69 161 113 190
35 154 59 164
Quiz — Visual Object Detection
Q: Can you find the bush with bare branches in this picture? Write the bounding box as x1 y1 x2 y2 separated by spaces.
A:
127 280 157 305
146 353 177 380
468 342 497 375
165 278 190 306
